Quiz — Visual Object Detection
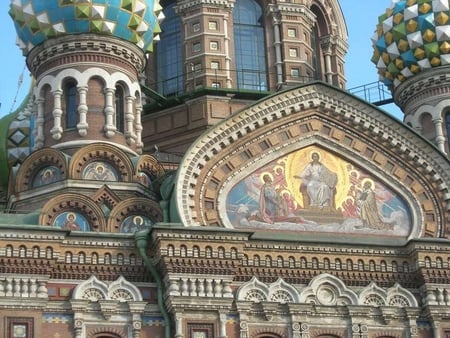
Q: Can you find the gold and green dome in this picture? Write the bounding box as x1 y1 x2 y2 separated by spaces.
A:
9 0 162 55
371 0 450 89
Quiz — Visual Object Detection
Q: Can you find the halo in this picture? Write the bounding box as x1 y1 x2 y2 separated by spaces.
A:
67 212 77 221
280 189 291 196
361 178 375 189
259 172 274 184
308 150 321 160
133 215 144 224
42 168 53 176
95 163 105 171
273 165 284 174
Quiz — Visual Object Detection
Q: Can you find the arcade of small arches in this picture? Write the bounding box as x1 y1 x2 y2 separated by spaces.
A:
163 242 449 275
9 144 165 233
32 67 143 149
2 244 142 267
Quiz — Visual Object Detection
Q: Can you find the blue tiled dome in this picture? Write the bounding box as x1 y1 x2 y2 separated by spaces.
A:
9 0 162 55
371 0 450 89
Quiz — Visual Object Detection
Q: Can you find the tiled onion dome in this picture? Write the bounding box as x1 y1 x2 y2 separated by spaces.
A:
9 0 163 55
371 0 450 89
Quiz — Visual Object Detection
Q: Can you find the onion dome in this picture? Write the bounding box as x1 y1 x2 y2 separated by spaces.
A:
9 0 163 55
371 0 450 89
0 98 33 190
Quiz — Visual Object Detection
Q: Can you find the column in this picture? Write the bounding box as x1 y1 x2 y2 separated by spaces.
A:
50 89 63 140
35 97 45 149
224 14 232 88
175 312 184 338
77 86 89 136
104 87 116 138
125 95 135 145
135 101 143 154
272 17 283 87
432 116 446 153
219 312 227 338
321 38 333 84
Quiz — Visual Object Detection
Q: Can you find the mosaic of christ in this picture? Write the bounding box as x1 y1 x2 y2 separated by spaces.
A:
226 146 412 236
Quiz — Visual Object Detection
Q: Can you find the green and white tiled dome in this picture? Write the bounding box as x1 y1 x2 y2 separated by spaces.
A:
9 0 162 55
371 0 450 89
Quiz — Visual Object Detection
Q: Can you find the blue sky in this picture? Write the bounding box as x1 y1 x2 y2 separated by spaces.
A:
0 1 402 119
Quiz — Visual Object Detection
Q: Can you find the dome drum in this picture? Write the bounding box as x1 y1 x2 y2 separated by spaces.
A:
26 34 147 79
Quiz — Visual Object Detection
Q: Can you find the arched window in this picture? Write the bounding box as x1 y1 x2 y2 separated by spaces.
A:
446 111 450 150
117 253 124 265
64 80 77 128
233 0 267 91
193 246 200 257
114 84 125 133
92 252 99 264
218 247 225 258
79 252 86 264
156 2 183 95
310 23 323 81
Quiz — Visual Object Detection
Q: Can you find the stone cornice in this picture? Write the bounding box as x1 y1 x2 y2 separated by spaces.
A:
176 0 234 12
26 34 146 78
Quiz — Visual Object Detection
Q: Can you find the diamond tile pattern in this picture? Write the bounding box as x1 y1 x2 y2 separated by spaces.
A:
9 0 162 54
372 0 450 89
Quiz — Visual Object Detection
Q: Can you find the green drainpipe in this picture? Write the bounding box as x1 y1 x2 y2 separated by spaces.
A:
135 229 171 338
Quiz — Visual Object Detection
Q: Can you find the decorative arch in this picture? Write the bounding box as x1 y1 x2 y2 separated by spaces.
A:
300 273 358 306
134 154 166 188
359 282 387 306
174 82 450 240
236 277 301 304
39 192 107 231
69 142 134 182
14 147 67 192
108 197 163 233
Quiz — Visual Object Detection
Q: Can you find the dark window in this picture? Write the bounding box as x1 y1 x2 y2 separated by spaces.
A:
115 85 125 133
64 81 77 128
311 24 323 81
156 2 183 95
233 0 267 91
446 111 450 150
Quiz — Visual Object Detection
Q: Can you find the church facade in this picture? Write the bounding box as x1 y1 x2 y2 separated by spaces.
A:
0 1 450 338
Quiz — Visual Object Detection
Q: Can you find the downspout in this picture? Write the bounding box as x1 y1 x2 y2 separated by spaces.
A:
135 229 171 338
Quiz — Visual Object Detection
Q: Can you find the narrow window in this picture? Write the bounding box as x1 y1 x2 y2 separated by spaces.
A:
233 0 267 91
156 2 183 95
64 81 77 128
115 85 125 133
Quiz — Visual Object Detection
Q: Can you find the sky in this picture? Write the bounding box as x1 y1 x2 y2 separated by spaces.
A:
0 1 403 120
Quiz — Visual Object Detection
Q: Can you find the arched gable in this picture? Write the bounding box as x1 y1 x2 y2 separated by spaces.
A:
39 192 107 231
69 142 134 182
15 147 68 192
108 197 162 233
174 82 450 241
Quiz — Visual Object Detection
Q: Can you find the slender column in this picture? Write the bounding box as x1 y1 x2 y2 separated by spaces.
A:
324 52 333 84
77 86 89 136
104 87 116 138
432 116 446 153
135 101 143 154
35 97 45 149
321 38 333 84
125 95 135 144
223 15 232 88
219 312 227 338
175 312 184 338
272 17 283 87
50 89 63 140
